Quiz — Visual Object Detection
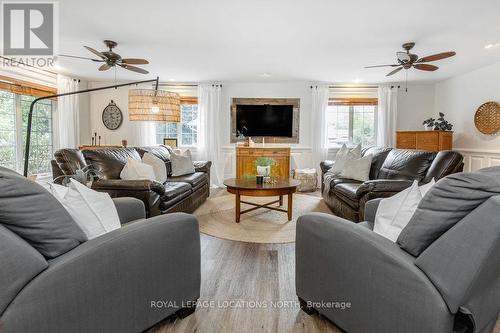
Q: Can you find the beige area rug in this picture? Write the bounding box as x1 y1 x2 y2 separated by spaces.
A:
194 194 331 244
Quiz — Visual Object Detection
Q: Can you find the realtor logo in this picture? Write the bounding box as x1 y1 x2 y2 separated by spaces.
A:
2 2 56 56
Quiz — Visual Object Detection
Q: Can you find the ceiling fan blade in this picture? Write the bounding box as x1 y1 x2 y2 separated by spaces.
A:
417 51 456 63
365 64 400 68
118 63 149 74
98 63 111 71
84 46 106 59
413 64 439 71
58 54 104 62
386 67 403 76
121 58 149 65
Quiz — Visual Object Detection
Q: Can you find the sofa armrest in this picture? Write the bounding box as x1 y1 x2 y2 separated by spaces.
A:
356 179 413 197
92 179 165 195
320 160 335 174
112 197 146 224
295 213 452 333
363 198 383 224
193 160 212 173
1 213 201 333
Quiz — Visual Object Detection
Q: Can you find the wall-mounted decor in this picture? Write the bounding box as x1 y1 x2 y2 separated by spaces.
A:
474 101 500 135
102 100 123 130
163 138 178 148
230 98 300 144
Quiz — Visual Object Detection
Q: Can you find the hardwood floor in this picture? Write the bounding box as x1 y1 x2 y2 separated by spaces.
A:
150 189 500 333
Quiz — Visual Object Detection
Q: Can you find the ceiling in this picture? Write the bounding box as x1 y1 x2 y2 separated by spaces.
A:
56 0 500 83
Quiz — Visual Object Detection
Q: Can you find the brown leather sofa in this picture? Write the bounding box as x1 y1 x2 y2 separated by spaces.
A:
320 147 464 222
51 145 211 217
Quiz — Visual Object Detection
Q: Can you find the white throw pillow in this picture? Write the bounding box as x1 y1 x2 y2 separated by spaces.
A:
170 149 195 176
120 158 156 180
340 154 373 181
330 144 361 174
142 152 167 183
373 179 436 242
49 179 121 240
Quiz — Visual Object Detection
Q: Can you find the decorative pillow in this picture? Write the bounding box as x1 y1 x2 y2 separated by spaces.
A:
120 158 156 180
50 179 121 240
398 168 500 256
340 154 372 181
374 179 436 242
142 152 167 183
330 144 361 174
0 167 87 259
170 149 196 177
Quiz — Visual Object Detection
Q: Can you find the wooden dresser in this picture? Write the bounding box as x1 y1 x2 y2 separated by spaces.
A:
396 131 453 151
236 146 291 179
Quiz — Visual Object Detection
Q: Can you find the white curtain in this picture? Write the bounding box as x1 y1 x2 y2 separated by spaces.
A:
311 85 330 171
129 121 156 146
197 84 223 187
377 85 398 147
57 75 80 148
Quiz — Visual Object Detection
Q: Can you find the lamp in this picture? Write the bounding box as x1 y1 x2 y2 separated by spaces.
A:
128 88 180 122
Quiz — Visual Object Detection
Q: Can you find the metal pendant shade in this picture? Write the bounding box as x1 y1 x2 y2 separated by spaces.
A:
128 89 181 122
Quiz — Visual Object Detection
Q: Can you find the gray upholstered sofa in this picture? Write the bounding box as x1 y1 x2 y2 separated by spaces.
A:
0 167 200 333
296 168 500 333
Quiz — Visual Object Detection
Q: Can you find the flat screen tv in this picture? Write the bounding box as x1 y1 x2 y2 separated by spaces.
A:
236 104 293 137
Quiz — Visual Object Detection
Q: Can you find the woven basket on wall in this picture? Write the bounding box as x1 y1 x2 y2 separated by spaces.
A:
474 101 500 135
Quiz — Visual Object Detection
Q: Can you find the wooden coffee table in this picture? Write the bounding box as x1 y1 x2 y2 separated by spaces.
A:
223 178 301 223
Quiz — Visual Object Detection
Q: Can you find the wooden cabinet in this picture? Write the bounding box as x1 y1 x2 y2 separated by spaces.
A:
396 131 453 151
236 146 291 179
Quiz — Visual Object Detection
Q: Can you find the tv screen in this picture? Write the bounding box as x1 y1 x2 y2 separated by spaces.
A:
236 104 293 137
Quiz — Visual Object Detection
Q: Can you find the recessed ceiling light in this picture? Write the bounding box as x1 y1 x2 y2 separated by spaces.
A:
484 43 500 49
353 78 362 83
261 73 272 77
168 78 176 82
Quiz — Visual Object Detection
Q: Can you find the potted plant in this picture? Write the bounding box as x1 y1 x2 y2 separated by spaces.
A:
254 157 277 176
422 117 435 131
422 113 453 131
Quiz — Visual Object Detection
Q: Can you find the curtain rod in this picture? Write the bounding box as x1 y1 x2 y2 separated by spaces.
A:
310 85 400 89
23 76 160 177
156 83 198 87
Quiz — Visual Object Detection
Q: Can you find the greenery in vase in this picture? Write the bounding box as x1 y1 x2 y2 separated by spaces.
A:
422 113 453 131
254 157 278 167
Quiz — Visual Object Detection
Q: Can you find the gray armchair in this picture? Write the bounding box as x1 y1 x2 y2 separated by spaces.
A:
296 197 500 333
0 197 201 333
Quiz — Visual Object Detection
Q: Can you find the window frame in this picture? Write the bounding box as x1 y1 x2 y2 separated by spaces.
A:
156 97 199 148
0 77 56 176
326 97 378 148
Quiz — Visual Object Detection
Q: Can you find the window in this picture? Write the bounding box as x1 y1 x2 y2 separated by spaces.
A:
0 79 56 175
326 98 377 147
155 99 198 146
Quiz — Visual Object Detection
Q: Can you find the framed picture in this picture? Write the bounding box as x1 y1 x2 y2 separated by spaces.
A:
163 138 178 149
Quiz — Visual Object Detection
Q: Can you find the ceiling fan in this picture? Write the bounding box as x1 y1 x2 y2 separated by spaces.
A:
59 40 149 74
365 42 456 77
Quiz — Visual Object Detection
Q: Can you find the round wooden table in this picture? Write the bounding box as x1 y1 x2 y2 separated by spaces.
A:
223 178 301 223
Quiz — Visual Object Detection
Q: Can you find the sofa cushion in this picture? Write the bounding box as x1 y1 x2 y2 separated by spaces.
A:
398 167 500 256
54 149 87 175
162 182 192 201
378 149 436 182
0 224 48 315
334 182 362 209
362 147 392 179
169 172 207 188
423 151 464 183
0 167 87 258
83 148 141 180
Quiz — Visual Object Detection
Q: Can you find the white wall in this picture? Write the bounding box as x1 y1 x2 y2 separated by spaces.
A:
396 84 436 131
435 61 500 171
